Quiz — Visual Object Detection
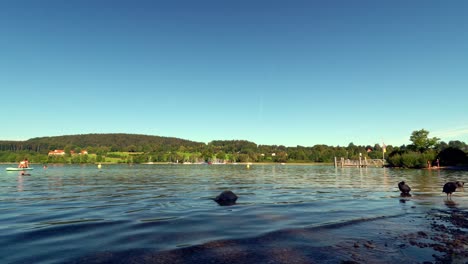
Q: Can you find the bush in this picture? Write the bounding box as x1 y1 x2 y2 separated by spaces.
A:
387 153 402 167
401 152 422 168
420 150 436 167
438 147 468 166
387 150 437 168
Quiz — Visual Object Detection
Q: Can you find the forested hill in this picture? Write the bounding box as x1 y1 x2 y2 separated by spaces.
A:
0 133 205 153
1 130 466 167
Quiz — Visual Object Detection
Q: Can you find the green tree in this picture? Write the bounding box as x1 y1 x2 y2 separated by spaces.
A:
64 145 72 155
81 154 89 163
409 129 439 152
448 140 468 151
71 155 81 164
216 151 226 161
127 145 137 152
435 141 448 152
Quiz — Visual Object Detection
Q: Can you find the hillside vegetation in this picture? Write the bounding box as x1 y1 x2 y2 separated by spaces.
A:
0 131 467 168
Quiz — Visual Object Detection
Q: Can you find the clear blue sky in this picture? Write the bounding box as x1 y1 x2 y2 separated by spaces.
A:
1 0 467 147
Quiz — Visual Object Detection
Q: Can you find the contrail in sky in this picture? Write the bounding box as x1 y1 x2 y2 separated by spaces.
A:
432 126 468 139
258 96 264 121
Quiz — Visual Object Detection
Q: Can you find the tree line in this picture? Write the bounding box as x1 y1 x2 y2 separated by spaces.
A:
386 129 468 168
0 131 467 167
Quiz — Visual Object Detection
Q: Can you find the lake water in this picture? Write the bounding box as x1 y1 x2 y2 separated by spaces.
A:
1 164 467 263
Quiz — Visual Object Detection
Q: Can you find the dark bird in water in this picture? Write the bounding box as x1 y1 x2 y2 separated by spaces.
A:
443 181 464 199
398 181 411 197
213 190 238 206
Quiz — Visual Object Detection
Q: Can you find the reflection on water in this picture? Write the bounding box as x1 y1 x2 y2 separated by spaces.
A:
0 164 467 263
17 174 24 192
444 200 458 209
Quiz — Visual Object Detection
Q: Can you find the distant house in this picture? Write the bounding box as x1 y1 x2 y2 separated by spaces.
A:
70 150 88 155
48 149 66 156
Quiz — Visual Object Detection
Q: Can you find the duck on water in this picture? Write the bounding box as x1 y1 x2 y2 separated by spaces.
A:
212 190 238 206
442 181 464 200
398 181 412 197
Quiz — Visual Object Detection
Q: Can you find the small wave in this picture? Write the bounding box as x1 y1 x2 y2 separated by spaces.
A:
307 213 406 230
139 216 179 223
40 218 105 226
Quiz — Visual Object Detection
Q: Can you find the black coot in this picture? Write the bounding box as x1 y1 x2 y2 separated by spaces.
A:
443 182 458 199
398 181 411 197
213 190 238 206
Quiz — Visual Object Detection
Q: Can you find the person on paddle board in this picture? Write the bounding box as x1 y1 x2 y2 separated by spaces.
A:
18 158 29 168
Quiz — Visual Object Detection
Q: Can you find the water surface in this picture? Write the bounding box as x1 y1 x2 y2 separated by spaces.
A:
0 164 467 263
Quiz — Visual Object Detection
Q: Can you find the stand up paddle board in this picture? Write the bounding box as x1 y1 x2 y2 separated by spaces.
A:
6 167 34 171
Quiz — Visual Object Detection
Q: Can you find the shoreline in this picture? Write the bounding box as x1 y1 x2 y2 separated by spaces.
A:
2 162 467 170
0 162 332 166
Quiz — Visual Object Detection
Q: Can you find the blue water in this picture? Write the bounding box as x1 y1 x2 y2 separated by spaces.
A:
0 164 467 263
